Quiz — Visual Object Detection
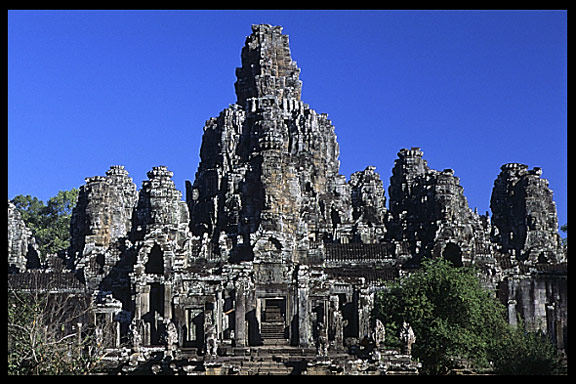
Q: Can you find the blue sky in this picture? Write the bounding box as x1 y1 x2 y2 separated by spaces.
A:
8 10 567 230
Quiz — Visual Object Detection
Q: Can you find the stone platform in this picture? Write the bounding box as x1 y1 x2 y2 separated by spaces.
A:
108 345 420 375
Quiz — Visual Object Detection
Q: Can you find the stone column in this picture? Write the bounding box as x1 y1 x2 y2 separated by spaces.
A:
297 265 311 347
234 275 249 347
164 282 172 320
507 299 518 328
545 303 557 345
215 289 223 340
132 283 149 344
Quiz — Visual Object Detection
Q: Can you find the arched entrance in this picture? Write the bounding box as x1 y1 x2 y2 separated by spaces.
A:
145 243 164 274
442 242 463 267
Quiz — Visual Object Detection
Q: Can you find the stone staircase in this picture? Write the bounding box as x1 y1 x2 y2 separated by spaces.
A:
117 345 420 375
227 346 420 375
234 345 316 375
238 359 294 375
261 322 288 345
261 306 289 346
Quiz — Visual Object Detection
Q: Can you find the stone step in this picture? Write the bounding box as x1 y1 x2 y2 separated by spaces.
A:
261 322 284 328
240 360 293 375
261 333 286 339
264 308 284 322
261 322 286 340
253 346 316 354
261 329 284 334
261 334 286 340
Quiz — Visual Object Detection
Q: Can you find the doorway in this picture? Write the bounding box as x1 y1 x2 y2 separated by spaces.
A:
263 298 285 322
260 297 287 344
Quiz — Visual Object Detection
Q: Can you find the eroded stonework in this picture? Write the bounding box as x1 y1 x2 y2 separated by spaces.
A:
188 24 349 263
8 200 40 273
8 24 566 375
490 163 564 264
387 147 494 266
69 165 139 290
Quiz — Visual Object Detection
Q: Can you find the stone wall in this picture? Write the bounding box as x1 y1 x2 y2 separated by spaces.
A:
499 266 567 350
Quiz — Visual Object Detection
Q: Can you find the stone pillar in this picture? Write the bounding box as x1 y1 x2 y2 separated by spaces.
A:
507 299 518 328
546 303 556 344
137 284 150 345
297 265 311 347
164 282 172 320
215 289 223 340
234 275 249 347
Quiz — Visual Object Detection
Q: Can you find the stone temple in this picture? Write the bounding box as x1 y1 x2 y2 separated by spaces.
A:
8 24 567 375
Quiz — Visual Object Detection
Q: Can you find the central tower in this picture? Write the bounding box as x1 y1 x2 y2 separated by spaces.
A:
188 24 350 263
234 24 302 106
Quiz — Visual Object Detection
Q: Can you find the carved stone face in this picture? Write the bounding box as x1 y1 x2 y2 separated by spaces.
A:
191 188 200 201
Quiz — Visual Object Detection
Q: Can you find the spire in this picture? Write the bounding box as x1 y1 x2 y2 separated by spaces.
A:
234 24 302 107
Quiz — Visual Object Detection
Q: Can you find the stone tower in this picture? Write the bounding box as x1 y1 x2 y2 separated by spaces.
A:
387 147 493 265
490 163 564 264
234 24 302 106
69 165 138 290
188 24 356 263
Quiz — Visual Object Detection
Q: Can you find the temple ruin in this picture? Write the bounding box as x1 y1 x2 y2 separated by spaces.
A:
8 24 566 375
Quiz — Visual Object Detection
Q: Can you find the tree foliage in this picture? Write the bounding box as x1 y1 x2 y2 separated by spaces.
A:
11 189 79 261
560 223 567 248
375 258 563 374
490 322 565 375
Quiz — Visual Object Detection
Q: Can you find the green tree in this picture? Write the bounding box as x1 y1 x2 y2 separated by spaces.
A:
375 258 558 374
10 194 45 230
491 323 564 375
11 189 79 261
